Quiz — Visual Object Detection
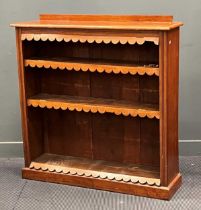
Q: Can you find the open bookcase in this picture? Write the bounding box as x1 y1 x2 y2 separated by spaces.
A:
11 14 183 200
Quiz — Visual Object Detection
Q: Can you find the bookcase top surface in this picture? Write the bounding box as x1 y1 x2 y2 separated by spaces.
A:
11 14 183 31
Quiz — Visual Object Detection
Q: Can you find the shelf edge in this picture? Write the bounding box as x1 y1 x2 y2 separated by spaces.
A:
27 96 160 120
25 59 159 76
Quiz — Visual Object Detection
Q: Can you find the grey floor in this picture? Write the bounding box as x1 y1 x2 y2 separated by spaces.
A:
0 157 200 210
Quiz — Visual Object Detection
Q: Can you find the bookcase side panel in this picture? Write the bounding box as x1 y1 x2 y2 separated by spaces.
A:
159 29 180 186
16 28 45 166
166 28 180 184
15 28 30 166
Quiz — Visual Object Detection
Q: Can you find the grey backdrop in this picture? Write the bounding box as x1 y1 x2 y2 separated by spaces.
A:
0 0 201 156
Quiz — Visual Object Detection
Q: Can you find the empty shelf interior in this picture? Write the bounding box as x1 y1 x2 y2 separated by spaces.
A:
27 108 160 172
25 69 159 106
23 34 160 187
23 40 159 67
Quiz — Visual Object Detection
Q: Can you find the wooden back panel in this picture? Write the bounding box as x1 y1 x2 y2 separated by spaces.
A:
40 14 173 23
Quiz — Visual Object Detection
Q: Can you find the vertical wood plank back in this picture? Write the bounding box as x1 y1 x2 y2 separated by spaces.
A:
140 118 160 167
46 110 92 158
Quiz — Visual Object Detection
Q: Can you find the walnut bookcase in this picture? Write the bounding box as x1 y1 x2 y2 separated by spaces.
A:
11 14 183 200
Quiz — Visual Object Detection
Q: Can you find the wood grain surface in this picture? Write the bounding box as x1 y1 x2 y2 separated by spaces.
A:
12 14 183 199
11 14 183 30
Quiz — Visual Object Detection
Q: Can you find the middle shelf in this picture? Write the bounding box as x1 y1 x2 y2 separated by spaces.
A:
27 93 160 119
24 57 159 76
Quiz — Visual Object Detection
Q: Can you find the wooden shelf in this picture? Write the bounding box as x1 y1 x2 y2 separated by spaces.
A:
29 153 160 186
27 93 160 119
24 58 159 76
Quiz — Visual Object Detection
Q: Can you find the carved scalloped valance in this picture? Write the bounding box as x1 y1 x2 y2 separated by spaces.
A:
21 34 159 45
27 94 160 119
24 59 159 76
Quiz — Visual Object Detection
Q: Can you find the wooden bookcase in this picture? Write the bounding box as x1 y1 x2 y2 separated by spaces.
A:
11 14 183 200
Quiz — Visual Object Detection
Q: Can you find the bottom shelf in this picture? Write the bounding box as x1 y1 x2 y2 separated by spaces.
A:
29 153 160 186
